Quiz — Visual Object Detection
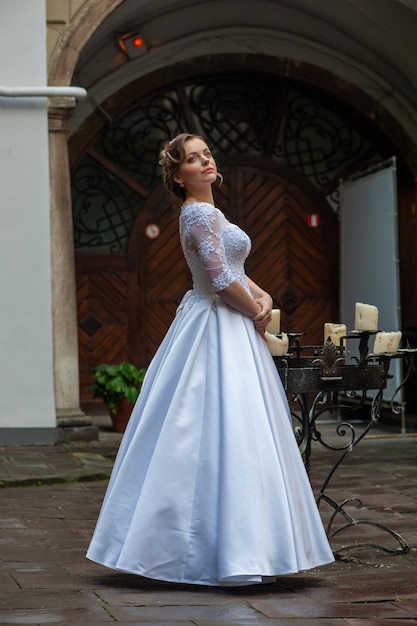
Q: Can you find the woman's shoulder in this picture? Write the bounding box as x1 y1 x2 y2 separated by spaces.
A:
180 201 222 226
181 200 217 213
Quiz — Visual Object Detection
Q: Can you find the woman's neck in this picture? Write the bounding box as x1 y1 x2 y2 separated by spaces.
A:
185 193 214 205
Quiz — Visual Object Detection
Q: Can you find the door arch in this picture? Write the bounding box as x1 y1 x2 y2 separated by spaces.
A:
127 158 339 366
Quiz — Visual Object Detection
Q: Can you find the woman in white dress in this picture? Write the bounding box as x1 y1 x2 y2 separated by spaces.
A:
86 133 334 586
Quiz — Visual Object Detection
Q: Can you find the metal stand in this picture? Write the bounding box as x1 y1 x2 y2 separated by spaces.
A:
273 332 416 557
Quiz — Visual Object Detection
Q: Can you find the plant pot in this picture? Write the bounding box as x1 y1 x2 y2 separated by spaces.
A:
111 397 134 433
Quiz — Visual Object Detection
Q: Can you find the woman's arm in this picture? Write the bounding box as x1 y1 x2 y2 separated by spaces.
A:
217 281 267 340
217 280 261 318
186 205 265 335
246 276 273 332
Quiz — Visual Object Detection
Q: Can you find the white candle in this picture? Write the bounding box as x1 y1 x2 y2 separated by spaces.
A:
324 323 347 347
373 331 402 354
266 309 281 335
265 331 288 356
355 303 379 331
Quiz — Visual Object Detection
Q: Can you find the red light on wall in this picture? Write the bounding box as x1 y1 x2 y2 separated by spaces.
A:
132 36 144 48
117 33 148 58
308 213 320 227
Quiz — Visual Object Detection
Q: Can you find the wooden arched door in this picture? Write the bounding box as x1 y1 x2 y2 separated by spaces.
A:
128 159 339 365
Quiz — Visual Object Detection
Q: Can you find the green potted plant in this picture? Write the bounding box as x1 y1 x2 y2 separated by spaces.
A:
89 362 147 432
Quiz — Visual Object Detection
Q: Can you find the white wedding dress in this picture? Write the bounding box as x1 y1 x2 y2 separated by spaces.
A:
87 201 334 586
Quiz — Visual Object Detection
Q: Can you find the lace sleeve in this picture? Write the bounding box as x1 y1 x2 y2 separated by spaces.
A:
186 204 235 292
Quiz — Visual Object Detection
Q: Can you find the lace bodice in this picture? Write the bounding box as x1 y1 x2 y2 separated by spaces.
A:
179 202 251 296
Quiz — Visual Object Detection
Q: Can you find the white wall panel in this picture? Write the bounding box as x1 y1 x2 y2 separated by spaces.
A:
0 0 56 442
340 160 402 406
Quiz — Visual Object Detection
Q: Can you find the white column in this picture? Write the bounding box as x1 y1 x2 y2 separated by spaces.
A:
48 98 92 435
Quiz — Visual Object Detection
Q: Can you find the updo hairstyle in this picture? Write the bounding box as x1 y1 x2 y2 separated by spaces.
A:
159 133 221 206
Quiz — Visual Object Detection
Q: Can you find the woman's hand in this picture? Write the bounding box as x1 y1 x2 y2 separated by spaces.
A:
251 292 273 338
218 275 273 340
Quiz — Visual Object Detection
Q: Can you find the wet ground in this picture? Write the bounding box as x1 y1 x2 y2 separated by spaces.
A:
0 416 416 625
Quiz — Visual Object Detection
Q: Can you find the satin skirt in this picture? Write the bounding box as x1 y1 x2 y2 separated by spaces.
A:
87 291 334 586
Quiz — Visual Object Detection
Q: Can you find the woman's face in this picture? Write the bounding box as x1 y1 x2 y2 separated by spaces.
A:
174 138 217 190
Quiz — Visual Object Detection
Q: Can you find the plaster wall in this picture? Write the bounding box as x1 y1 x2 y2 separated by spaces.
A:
46 0 91 63
0 0 56 443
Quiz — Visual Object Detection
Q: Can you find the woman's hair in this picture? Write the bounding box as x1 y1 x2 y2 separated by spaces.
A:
159 133 222 206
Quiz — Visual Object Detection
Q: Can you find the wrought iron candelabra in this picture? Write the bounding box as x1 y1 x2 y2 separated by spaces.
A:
272 331 417 558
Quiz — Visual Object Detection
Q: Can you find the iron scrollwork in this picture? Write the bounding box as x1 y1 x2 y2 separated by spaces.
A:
72 156 142 253
187 79 274 155
274 93 369 188
273 332 416 558
71 76 387 253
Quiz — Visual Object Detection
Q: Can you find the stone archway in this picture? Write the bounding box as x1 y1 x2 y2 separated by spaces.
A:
69 70 391 411
48 0 123 87
48 2 417 416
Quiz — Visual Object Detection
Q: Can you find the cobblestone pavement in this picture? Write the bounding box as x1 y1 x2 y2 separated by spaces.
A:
0 419 417 625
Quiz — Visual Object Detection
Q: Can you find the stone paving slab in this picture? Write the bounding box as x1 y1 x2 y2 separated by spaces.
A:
0 442 119 487
0 424 417 623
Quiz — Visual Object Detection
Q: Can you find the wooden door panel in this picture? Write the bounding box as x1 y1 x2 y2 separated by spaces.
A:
397 184 417 412
77 162 339 410
398 184 417 328
76 255 130 408
237 165 338 344
290 299 333 342
140 164 337 360
143 199 190 360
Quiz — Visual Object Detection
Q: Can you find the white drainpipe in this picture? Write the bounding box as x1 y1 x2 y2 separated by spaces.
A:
0 85 87 99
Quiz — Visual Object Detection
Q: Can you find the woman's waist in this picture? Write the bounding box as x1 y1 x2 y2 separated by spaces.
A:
184 288 218 301
176 289 217 313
